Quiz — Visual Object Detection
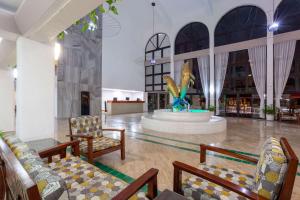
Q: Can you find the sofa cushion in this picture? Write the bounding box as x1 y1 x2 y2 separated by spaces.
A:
70 116 103 138
254 137 287 199
2 133 68 200
79 136 120 153
182 164 255 200
198 164 255 190
48 156 148 200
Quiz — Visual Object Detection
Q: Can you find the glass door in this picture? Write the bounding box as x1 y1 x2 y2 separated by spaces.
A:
159 93 169 109
148 93 158 112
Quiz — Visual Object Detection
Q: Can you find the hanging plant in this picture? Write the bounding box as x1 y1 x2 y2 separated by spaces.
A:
57 0 121 40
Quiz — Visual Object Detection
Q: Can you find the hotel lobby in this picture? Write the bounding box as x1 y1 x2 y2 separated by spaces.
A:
1 0 300 199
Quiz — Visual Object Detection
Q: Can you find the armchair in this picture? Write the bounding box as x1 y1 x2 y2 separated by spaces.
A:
173 137 298 200
68 115 125 163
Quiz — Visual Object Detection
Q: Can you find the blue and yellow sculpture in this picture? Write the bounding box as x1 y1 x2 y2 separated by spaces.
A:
164 62 195 111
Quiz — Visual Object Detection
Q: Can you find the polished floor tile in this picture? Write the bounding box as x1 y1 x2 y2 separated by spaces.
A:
56 113 300 199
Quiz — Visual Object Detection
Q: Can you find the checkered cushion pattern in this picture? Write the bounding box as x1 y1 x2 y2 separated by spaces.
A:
182 164 254 200
79 136 121 153
70 116 103 138
254 137 287 199
2 133 68 200
48 156 148 200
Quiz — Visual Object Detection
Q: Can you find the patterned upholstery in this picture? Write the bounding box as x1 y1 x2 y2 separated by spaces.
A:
2 133 68 200
254 137 287 199
182 164 254 200
70 116 103 138
48 156 148 200
79 136 121 153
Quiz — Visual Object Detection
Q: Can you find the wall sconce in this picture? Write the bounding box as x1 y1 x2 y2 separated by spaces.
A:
54 42 61 62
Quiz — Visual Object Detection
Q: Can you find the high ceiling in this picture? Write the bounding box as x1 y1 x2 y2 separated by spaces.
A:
0 0 23 13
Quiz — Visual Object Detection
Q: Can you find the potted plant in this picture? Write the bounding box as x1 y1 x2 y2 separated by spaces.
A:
208 106 216 112
263 105 276 121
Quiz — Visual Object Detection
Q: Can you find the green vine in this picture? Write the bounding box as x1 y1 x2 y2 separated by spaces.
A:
57 0 121 40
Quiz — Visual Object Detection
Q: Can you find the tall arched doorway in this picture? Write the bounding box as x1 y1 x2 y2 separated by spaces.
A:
175 22 209 109
214 6 267 118
145 33 171 111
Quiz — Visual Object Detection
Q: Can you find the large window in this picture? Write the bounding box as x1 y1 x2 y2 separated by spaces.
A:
275 0 300 110
215 6 267 118
219 50 261 117
274 0 300 35
215 6 267 46
145 33 171 92
175 22 209 55
175 22 209 108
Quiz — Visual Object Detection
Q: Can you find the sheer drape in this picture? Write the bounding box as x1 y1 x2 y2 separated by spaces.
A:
174 60 184 85
248 45 266 118
197 55 210 109
274 40 296 108
215 52 229 114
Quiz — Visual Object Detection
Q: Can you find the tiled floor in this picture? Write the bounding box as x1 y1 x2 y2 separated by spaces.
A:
56 113 300 199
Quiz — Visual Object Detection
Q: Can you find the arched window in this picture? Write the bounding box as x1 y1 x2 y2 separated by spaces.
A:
175 22 209 55
145 33 171 92
274 0 300 35
215 6 267 46
215 6 267 118
174 22 210 109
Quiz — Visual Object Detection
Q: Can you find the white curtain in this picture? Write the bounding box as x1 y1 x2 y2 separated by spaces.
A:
215 52 229 114
274 40 296 108
174 60 184 85
197 55 210 109
248 45 266 118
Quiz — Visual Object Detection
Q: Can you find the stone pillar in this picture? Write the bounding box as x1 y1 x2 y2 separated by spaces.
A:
0 69 15 131
266 12 274 107
16 37 55 141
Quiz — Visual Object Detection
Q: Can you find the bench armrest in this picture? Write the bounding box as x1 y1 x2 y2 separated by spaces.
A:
38 140 80 163
112 168 159 200
173 161 266 200
200 144 258 164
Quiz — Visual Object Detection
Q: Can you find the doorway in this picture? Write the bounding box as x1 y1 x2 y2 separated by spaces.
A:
148 92 169 111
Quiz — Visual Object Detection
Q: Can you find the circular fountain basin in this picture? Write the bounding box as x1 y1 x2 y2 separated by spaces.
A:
141 109 226 134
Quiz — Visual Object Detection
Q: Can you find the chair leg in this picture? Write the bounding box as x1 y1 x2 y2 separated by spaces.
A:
88 155 94 164
121 145 125 160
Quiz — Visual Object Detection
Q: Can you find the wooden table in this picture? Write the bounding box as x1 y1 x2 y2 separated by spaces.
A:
154 189 188 200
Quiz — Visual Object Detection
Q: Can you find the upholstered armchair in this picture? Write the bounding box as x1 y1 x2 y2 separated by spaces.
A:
68 115 125 163
173 137 298 200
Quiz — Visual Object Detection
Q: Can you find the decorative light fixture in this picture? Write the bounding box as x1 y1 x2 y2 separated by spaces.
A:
150 1 156 65
54 42 61 61
13 68 18 79
268 0 279 32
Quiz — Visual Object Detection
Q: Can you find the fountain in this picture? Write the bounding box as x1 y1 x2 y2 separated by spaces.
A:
141 62 226 134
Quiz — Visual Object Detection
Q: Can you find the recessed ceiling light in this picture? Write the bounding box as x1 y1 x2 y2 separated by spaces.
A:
0 37 3 43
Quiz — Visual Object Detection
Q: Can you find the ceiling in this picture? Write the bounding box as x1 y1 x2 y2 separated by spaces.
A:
0 0 23 13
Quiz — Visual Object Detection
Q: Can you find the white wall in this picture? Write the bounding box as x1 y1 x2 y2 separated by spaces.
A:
0 69 15 131
16 37 55 141
102 0 172 91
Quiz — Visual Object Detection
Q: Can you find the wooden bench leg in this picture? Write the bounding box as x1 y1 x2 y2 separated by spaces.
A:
121 145 125 160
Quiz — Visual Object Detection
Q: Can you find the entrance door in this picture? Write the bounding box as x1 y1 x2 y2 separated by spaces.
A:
148 93 158 112
159 93 169 109
148 92 169 111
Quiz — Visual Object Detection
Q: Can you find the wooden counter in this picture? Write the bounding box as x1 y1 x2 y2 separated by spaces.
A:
107 101 145 115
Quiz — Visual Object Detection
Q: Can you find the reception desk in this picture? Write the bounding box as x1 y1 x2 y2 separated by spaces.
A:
107 101 145 115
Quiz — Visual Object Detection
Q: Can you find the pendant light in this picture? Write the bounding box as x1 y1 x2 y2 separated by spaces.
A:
150 1 156 65
268 0 279 32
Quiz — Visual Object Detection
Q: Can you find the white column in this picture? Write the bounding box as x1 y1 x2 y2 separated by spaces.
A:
170 40 175 104
209 33 215 106
266 13 274 107
0 69 15 131
16 37 55 141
